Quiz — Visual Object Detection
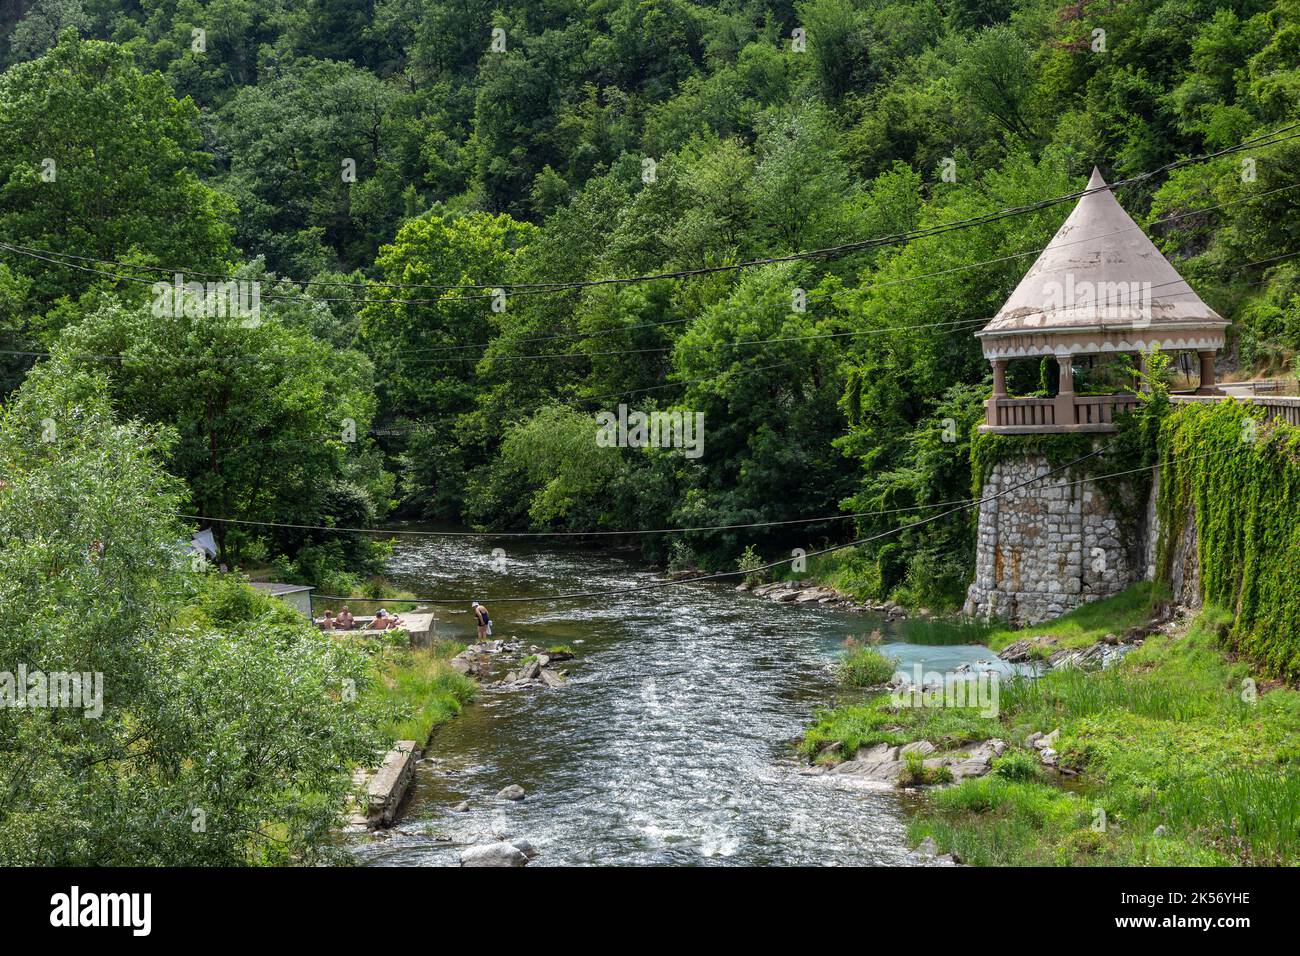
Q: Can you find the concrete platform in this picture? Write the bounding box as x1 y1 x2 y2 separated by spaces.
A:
350 740 418 829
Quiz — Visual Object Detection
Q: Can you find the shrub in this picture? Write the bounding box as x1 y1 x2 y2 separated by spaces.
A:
837 641 898 686
991 748 1041 781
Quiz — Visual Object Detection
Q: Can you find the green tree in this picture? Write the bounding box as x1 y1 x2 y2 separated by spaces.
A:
0 365 380 864
0 31 233 315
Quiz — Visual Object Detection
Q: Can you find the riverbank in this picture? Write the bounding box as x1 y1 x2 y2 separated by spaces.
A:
367 639 476 744
344 636 476 829
800 587 1300 865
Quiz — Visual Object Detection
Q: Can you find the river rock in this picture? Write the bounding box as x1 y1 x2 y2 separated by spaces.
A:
452 801 470 813
510 838 539 859
497 784 526 801
913 836 939 858
540 668 566 688
520 660 541 681
998 636 1058 663
460 842 528 867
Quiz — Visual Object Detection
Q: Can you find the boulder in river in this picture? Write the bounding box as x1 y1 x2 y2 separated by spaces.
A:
496 784 526 801
540 668 566 688
460 842 528 867
510 838 539 859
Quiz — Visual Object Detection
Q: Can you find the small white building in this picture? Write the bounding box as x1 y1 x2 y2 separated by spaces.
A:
248 582 315 617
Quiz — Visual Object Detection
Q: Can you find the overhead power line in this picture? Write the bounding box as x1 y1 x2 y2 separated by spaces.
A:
3 123 1297 309
310 441 1132 604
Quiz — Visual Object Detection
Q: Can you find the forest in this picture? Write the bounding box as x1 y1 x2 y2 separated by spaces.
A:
2 0 1298 610
2 0 1300 868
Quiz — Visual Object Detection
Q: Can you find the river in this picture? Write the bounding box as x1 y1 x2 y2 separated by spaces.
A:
351 532 1014 866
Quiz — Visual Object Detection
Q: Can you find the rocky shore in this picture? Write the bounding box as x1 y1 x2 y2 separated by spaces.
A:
742 579 916 621
448 639 575 690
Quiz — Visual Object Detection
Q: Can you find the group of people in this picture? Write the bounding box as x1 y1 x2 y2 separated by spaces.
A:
317 602 489 639
319 606 405 631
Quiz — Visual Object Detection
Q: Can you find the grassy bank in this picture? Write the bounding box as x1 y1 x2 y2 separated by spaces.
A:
910 610 1300 865
362 639 476 745
980 581 1160 653
802 591 1300 865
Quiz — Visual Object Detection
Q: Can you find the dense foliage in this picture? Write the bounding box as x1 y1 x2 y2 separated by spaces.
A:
0 366 383 864
2 0 1299 868
1157 399 1300 677
1 2 1299 601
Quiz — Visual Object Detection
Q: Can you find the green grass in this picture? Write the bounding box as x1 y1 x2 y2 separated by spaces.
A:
776 545 881 602
800 692 998 761
899 750 952 787
836 643 898 687
546 644 576 656
365 641 475 745
899 607 1300 865
982 581 1161 653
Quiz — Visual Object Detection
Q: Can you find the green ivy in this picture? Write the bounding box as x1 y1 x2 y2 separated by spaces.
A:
1156 402 1300 679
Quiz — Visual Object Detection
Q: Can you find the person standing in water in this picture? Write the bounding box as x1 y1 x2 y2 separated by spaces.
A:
472 601 491 640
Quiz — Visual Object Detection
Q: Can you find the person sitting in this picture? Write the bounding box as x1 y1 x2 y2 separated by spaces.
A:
371 609 404 631
320 610 336 631
337 606 355 630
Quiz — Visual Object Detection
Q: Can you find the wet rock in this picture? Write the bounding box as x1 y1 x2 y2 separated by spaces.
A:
452 801 470 813
510 838 539 859
1040 748 1058 767
519 660 541 681
998 636 1057 663
539 668 566 688
460 842 528 867
497 784 526 801
913 836 939 858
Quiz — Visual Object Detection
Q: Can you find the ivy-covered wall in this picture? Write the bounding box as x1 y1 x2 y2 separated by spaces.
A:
1156 402 1300 679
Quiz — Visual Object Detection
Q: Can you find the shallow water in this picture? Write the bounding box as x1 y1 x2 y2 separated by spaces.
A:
351 531 1016 866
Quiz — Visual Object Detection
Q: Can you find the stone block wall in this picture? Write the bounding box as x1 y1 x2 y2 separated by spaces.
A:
964 451 1145 625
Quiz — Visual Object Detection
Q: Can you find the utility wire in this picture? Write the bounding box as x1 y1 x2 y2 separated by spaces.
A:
3 124 1297 307
309 441 1121 604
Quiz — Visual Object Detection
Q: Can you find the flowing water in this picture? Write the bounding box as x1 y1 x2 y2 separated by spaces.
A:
351 531 1016 866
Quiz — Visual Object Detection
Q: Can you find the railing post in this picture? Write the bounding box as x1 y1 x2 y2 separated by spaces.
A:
1197 350 1220 395
987 358 1008 426
1054 353 1075 427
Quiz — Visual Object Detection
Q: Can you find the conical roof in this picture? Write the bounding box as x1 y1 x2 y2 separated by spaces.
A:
978 169 1226 358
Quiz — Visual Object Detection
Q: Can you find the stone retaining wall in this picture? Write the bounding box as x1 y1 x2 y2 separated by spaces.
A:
964 449 1145 625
